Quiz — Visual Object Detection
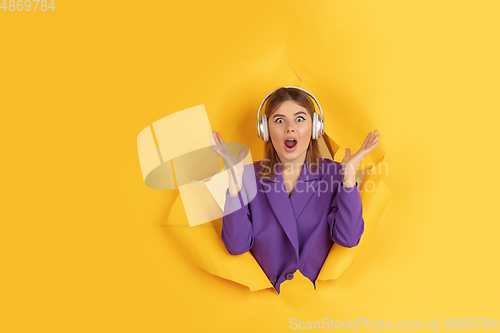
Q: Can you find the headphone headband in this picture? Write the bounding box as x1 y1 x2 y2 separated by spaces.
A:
256 86 324 138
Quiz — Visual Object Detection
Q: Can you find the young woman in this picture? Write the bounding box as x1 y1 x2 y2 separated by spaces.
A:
210 87 380 294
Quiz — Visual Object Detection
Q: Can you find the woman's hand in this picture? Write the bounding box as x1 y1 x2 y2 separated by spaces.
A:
341 130 381 179
210 130 245 196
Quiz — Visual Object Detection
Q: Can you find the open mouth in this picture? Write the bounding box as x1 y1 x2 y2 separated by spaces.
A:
285 139 297 148
284 138 297 152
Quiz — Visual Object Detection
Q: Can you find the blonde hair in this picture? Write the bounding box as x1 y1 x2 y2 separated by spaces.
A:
257 87 323 180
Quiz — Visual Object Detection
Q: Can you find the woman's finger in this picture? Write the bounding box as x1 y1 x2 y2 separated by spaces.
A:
366 142 379 153
212 131 219 145
213 131 219 146
217 132 225 150
360 132 371 148
211 131 216 144
370 133 381 146
210 135 220 155
211 133 223 156
367 138 380 152
210 133 219 150
217 132 228 151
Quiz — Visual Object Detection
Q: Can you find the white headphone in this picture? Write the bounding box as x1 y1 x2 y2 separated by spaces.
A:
256 86 324 142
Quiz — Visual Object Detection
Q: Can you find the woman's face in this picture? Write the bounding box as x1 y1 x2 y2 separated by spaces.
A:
268 100 312 166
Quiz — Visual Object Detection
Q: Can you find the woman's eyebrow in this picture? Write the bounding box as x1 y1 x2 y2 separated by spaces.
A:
272 111 307 118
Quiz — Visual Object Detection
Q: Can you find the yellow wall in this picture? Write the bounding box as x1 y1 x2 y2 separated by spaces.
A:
1 0 499 331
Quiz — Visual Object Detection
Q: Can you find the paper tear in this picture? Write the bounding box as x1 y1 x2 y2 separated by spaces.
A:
140 105 391 292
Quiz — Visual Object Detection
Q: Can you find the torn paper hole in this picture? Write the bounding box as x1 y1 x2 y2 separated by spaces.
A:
138 104 391 292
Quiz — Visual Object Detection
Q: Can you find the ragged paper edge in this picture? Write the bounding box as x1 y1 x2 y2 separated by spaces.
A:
165 193 273 292
145 105 390 290
163 154 390 292
317 158 392 281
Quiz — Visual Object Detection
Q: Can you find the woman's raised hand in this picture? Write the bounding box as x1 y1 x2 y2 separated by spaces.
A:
210 130 245 195
341 130 381 172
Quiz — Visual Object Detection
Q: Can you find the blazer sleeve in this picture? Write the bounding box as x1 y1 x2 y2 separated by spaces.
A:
327 175 365 248
221 174 254 255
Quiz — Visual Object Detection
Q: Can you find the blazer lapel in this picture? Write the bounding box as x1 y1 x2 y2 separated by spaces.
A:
261 161 322 258
289 161 321 219
262 165 300 259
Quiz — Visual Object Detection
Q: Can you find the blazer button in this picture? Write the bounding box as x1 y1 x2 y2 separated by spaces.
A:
269 275 277 283
285 272 294 280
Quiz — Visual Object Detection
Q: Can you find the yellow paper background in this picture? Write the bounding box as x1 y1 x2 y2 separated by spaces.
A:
2 0 500 332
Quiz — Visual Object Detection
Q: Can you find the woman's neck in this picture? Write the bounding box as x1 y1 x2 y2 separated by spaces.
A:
279 153 307 175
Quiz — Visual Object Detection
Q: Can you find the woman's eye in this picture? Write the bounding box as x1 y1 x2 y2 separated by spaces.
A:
275 118 284 123
296 116 305 122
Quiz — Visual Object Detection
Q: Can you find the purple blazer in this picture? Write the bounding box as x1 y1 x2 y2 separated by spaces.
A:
221 157 364 294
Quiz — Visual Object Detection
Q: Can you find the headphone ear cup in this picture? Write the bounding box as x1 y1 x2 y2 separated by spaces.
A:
312 113 318 140
258 114 265 141
261 114 269 142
